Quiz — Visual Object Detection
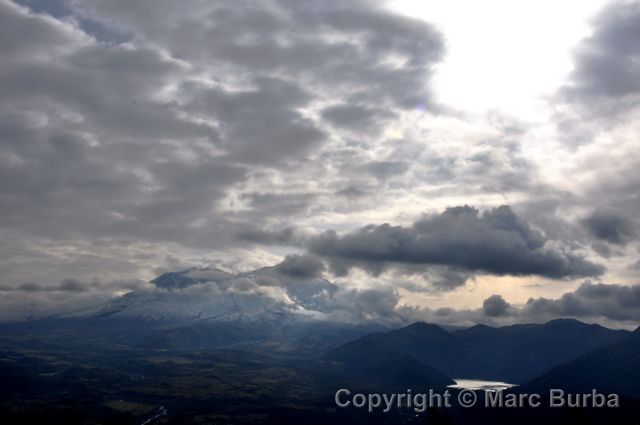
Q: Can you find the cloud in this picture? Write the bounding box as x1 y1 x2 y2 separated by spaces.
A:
428 268 472 292
236 227 303 246
560 0 640 117
582 208 637 245
0 0 445 285
414 282 640 328
402 281 640 328
321 103 395 132
73 0 445 111
2 278 148 293
360 160 411 180
308 205 604 279
0 277 150 320
483 295 512 317
324 286 403 324
1 261 639 329
183 77 325 165
1 0 636 325
275 254 325 279
240 191 316 216
522 281 640 323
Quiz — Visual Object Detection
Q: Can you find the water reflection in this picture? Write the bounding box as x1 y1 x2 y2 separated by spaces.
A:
448 379 515 391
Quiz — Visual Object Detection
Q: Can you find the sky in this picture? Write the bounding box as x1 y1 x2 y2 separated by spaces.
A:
0 0 639 327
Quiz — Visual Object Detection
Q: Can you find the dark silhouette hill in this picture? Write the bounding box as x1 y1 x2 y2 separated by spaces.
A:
518 328 640 398
324 318 630 383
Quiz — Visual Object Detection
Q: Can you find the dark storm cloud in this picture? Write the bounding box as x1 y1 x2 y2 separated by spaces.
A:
582 208 637 245
523 282 640 322
483 295 511 317
389 267 472 293
561 0 640 116
325 286 403 324
275 254 325 279
430 269 471 291
309 205 605 279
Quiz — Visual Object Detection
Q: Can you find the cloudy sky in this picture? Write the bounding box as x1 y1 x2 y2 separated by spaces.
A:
1 0 639 326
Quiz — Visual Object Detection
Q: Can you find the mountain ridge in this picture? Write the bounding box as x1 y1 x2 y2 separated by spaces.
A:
518 329 640 398
324 318 632 383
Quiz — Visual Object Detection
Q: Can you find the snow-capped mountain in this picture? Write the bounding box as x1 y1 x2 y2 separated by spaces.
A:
86 266 340 323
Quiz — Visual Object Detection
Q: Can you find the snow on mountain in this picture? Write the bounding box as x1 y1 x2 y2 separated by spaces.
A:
86 267 340 323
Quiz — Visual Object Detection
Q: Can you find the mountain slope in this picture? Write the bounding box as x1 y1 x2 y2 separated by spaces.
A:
324 319 631 383
324 322 462 376
519 330 640 398
6 267 380 356
321 349 455 391
453 318 630 382
70 267 339 324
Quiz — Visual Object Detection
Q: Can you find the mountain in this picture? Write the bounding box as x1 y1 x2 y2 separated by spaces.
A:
453 318 630 382
519 330 640 398
324 322 462 373
2 267 381 356
324 319 631 383
321 322 456 390
320 348 454 391
7 267 635 385
94 290 299 323
150 268 232 289
2 266 638 425
76 267 340 324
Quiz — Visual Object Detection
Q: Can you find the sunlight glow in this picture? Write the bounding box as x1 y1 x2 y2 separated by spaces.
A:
386 0 610 116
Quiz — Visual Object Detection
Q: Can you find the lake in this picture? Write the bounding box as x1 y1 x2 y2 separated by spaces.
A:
448 379 516 391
